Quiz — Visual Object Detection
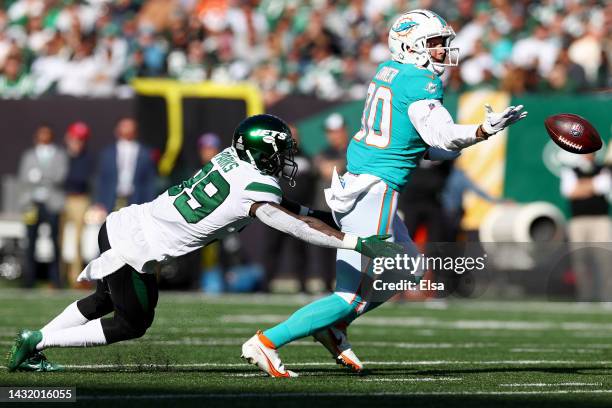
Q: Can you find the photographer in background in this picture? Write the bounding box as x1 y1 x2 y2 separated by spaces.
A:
62 122 94 286
18 125 68 288
262 125 316 293
94 117 157 214
313 113 348 291
560 152 611 301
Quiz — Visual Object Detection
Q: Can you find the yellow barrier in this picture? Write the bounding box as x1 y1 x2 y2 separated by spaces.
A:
131 79 264 175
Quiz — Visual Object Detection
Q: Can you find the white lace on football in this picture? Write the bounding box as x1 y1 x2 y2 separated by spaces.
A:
557 136 582 151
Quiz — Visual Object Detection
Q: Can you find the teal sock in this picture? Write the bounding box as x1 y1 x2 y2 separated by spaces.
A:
341 301 383 326
263 294 355 348
341 275 423 326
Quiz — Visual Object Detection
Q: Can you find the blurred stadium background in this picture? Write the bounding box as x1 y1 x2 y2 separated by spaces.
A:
0 0 610 299
1 0 612 403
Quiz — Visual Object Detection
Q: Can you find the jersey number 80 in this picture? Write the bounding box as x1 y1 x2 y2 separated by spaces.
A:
353 83 392 148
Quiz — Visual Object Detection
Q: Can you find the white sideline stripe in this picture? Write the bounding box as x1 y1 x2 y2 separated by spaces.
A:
221 314 612 332
223 373 265 377
0 339 593 352
500 383 603 387
4 288 612 314
140 339 495 349
3 360 612 370
510 348 597 354
76 390 612 399
361 377 462 382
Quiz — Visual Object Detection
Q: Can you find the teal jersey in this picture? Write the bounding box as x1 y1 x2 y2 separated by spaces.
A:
346 61 444 191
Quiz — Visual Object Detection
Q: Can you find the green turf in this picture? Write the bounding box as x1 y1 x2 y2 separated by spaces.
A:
2 289 612 407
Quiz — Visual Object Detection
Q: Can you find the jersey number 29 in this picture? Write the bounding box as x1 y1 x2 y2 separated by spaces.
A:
168 162 230 223
354 83 392 148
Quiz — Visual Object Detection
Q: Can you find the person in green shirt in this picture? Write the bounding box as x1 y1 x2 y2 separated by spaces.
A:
0 55 35 98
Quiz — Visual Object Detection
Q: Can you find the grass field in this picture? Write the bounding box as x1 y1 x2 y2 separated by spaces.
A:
2 289 612 407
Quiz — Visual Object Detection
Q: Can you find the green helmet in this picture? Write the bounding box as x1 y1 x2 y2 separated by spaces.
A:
232 114 298 185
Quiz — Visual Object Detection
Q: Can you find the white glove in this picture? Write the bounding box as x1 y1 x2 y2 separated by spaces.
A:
481 104 528 136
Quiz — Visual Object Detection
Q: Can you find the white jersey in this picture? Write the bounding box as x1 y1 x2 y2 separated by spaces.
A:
105 147 282 273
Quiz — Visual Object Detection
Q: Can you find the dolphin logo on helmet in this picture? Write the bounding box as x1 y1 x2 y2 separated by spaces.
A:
388 9 459 76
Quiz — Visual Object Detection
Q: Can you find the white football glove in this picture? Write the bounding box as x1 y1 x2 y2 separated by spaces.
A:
481 104 528 136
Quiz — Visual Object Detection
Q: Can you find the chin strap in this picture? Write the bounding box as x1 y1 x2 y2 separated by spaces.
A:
245 150 257 168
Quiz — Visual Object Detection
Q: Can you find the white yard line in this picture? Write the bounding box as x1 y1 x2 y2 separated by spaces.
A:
510 348 598 354
360 377 462 382
2 359 612 370
75 390 612 399
3 289 612 314
222 314 612 332
500 383 603 387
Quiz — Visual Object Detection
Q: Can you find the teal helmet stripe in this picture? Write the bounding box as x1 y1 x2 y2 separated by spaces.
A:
432 12 447 26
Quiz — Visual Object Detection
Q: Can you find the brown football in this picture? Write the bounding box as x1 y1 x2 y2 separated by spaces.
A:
544 113 602 154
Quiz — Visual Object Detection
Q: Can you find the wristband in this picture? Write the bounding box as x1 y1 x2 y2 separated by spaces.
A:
477 125 493 140
342 233 359 250
299 206 310 216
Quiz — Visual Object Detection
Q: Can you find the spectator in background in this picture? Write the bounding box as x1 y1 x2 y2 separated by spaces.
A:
226 0 269 65
198 132 221 164
168 39 207 82
30 33 69 95
195 132 252 292
568 25 605 86
92 23 128 96
459 39 496 88
441 163 505 241
546 48 588 92
0 0 610 98
313 113 348 291
315 113 348 184
18 125 68 288
560 152 612 301
94 117 157 214
453 4 491 59
0 54 34 98
61 122 94 286
400 159 452 244
262 125 316 293
135 25 167 76
509 24 560 90
56 36 99 97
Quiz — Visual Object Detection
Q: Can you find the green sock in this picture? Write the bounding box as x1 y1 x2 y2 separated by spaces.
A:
263 294 356 348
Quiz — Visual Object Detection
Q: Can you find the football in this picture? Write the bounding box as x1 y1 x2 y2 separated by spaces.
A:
544 113 602 154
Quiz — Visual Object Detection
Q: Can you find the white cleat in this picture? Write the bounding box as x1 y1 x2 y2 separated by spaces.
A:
241 331 298 378
313 325 364 372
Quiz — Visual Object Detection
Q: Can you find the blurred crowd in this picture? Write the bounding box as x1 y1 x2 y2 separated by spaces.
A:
12 113 364 292
10 112 612 297
0 0 609 102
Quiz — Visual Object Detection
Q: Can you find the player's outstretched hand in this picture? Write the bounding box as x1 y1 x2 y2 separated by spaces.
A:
355 234 404 259
482 104 528 135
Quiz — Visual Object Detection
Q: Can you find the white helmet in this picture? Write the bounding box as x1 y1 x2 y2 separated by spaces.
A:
388 9 459 76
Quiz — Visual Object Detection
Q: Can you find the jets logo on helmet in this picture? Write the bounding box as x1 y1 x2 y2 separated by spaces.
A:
250 129 288 139
388 9 459 76
232 114 298 186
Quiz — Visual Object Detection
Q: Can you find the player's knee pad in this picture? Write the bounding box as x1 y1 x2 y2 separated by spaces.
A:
77 293 113 320
102 311 153 343
122 311 154 339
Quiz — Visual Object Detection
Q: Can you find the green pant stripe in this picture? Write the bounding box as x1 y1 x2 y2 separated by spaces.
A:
131 271 149 312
